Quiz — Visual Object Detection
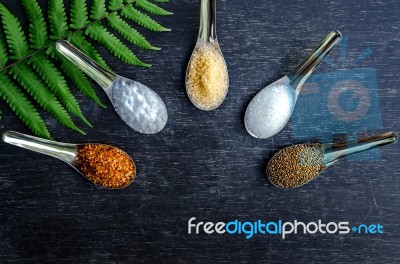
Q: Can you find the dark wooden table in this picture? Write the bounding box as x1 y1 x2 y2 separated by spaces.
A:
1 0 399 263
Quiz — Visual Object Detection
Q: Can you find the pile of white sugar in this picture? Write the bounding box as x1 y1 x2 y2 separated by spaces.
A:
245 77 296 139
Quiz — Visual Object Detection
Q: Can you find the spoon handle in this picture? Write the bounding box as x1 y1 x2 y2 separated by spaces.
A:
56 40 116 92
288 31 342 93
323 131 398 166
2 131 77 165
198 0 217 42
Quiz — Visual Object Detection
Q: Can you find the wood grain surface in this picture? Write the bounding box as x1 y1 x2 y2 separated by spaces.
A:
0 0 399 263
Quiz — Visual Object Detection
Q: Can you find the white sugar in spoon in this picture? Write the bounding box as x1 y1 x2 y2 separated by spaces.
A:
56 40 168 134
245 31 342 139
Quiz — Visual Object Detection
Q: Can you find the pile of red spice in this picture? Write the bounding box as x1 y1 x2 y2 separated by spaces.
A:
76 144 136 188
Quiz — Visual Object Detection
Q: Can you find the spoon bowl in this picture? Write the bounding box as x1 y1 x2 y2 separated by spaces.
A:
245 31 342 139
245 76 295 138
2 131 136 189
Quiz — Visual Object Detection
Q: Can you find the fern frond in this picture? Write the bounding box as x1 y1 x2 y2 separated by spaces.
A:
91 0 108 20
70 0 90 29
9 62 85 135
154 0 170 3
48 0 70 40
21 0 48 49
121 5 170 32
0 74 50 139
49 47 107 109
0 0 172 136
107 12 160 51
109 0 124 11
0 4 30 59
0 33 8 68
29 52 92 127
135 0 172 16
69 32 110 70
86 22 150 67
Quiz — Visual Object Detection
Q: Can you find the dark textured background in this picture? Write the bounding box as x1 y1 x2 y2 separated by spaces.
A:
1 0 400 263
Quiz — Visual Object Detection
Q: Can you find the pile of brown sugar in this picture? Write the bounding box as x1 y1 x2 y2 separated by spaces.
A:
267 144 326 188
186 42 228 110
76 144 136 189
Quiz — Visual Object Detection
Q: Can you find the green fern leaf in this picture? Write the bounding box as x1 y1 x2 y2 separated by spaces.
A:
70 0 90 29
21 0 48 49
48 0 70 40
154 0 170 3
0 0 172 136
109 0 124 11
58 56 108 109
69 32 111 70
29 52 92 127
9 62 85 135
0 74 50 139
107 12 160 50
0 33 8 68
49 47 107 109
121 5 170 32
86 22 150 67
91 0 108 20
0 4 30 59
135 0 172 16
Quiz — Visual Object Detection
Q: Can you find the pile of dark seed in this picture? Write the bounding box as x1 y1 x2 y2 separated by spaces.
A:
267 144 326 188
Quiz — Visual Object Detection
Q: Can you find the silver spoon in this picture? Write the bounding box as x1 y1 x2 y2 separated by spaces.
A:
56 40 168 134
2 131 136 189
267 131 398 188
185 0 229 111
245 31 342 139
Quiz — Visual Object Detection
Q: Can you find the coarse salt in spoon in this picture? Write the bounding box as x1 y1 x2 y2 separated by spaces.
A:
267 131 398 188
56 40 168 134
2 131 136 189
245 31 342 139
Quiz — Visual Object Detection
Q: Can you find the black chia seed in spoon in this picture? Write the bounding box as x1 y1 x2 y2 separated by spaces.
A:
267 144 326 188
